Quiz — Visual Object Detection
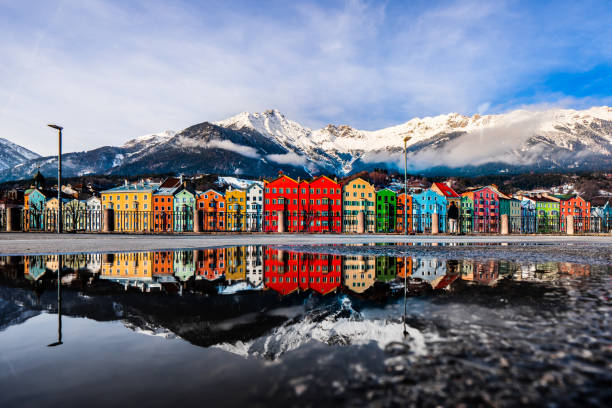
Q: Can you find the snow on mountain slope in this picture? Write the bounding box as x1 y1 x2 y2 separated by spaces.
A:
215 106 612 175
0 138 40 171
2 106 612 182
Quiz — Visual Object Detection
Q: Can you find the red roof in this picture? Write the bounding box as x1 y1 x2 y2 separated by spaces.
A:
433 182 460 198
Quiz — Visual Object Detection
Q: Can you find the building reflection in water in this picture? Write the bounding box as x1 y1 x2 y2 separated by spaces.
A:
1 248 594 299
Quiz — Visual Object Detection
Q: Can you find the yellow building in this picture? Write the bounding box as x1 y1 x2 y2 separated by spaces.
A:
342 255 376 293
101 252 154 281
225 246 246 282
225 188 247 231
342 178 376 232
101 181 159 232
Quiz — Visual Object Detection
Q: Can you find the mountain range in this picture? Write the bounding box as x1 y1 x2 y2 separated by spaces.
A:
2 106 612 182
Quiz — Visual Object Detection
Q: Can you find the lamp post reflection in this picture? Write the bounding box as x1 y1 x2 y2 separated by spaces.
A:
47 255 62 347
403 255 408 338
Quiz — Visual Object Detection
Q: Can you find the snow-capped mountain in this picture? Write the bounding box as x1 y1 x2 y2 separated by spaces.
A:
0 138 40 172
2 107 612 182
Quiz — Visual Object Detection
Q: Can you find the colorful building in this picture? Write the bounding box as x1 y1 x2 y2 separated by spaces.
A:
173 250 195 282
153 177 182 232
342 255 376 293
396 256 413 278
533 196 560 232
197 189 225 231
225 188 247 231
411 190 447 233
376 188 397 232
554 194 591 231
23 188 50 231
263 174 309 232
396 193 413 233
245 183 264 231
375 256 396 282
101 180 159 232
460 192 474 232
173 188 196 232
195 248 226 281
430 182 460 208
342 178 375 233
520 197 537 233
472 186 500 233
305 176 342 233
225 246 246 283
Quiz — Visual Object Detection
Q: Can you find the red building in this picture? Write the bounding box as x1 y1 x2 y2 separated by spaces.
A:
473 186 500 233
302 176 342 233
264 249 341 296
263 174 342 233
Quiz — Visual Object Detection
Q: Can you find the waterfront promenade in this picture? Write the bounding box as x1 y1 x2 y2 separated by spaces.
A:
0 232 611 255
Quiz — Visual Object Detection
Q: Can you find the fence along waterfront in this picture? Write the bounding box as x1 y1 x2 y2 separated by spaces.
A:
3 207 612 234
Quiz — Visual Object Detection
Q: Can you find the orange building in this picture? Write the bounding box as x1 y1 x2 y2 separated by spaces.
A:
396 256 413 278
196 189 226 231
153 251 174 276
153 177 182 232
195 248 226 281
396 193 413 233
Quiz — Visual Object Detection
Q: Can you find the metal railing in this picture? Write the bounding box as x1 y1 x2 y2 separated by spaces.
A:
3 208 612 235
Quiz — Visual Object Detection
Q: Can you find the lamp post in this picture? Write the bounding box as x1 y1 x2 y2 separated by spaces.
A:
48 124 63 234
403 136 411 235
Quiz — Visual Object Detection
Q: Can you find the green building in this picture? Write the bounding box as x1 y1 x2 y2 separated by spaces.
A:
375 256 396 282
173 188 196 232
460 192 474 233
534 196 560 233
173 250 195 282
375 188 397 232
499 197 521 231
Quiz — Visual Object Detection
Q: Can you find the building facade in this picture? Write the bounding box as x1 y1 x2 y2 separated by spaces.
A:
411 190 447 233
376 188 397 232
342 178 375 233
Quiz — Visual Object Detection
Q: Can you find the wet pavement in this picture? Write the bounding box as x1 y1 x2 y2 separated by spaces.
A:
0 244 610 407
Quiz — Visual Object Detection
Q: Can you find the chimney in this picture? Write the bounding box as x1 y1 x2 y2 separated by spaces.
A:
124 179 128 186
180 174 183 185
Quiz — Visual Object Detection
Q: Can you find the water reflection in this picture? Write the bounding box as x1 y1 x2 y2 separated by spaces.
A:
0 247 609 407
2 247 596 298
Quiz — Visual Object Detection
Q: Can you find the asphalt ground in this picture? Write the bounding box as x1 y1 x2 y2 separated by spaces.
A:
0 232 611 255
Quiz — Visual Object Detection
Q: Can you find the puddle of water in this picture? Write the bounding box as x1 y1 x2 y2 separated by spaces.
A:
0 245 610 407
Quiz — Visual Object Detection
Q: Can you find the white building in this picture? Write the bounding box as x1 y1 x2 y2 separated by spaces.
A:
245 183 264 231
86 196 102 231
245 245 264 288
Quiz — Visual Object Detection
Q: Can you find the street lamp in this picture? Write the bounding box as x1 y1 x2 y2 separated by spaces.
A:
48 124 63 234
403 135 411 235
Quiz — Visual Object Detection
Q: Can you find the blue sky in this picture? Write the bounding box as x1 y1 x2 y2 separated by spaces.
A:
1 0 612 155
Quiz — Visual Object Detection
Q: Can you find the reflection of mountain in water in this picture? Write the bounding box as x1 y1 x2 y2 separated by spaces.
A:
0 249 593 355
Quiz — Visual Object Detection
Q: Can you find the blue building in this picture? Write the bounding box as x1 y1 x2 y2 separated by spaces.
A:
520 198 537 233
411 190 447 232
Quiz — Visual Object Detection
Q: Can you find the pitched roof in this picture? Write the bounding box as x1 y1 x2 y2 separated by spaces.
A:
432 182 460 198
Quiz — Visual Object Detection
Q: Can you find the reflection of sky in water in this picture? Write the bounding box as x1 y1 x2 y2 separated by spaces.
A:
0 245 608 407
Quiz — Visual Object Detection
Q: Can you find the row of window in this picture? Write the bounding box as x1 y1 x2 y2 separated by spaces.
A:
266 188 341 195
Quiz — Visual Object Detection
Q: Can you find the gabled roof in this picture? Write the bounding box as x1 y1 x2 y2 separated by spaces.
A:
199 189 225 198
155 177 182 195
265 174 299 185
310 175 339 185
488 185 511 200
432 182 460 198
376 187 397 195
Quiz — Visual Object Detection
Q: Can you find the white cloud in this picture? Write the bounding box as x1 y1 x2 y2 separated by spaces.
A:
266 152 309 166
206 140 260 159
0 0 611 156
